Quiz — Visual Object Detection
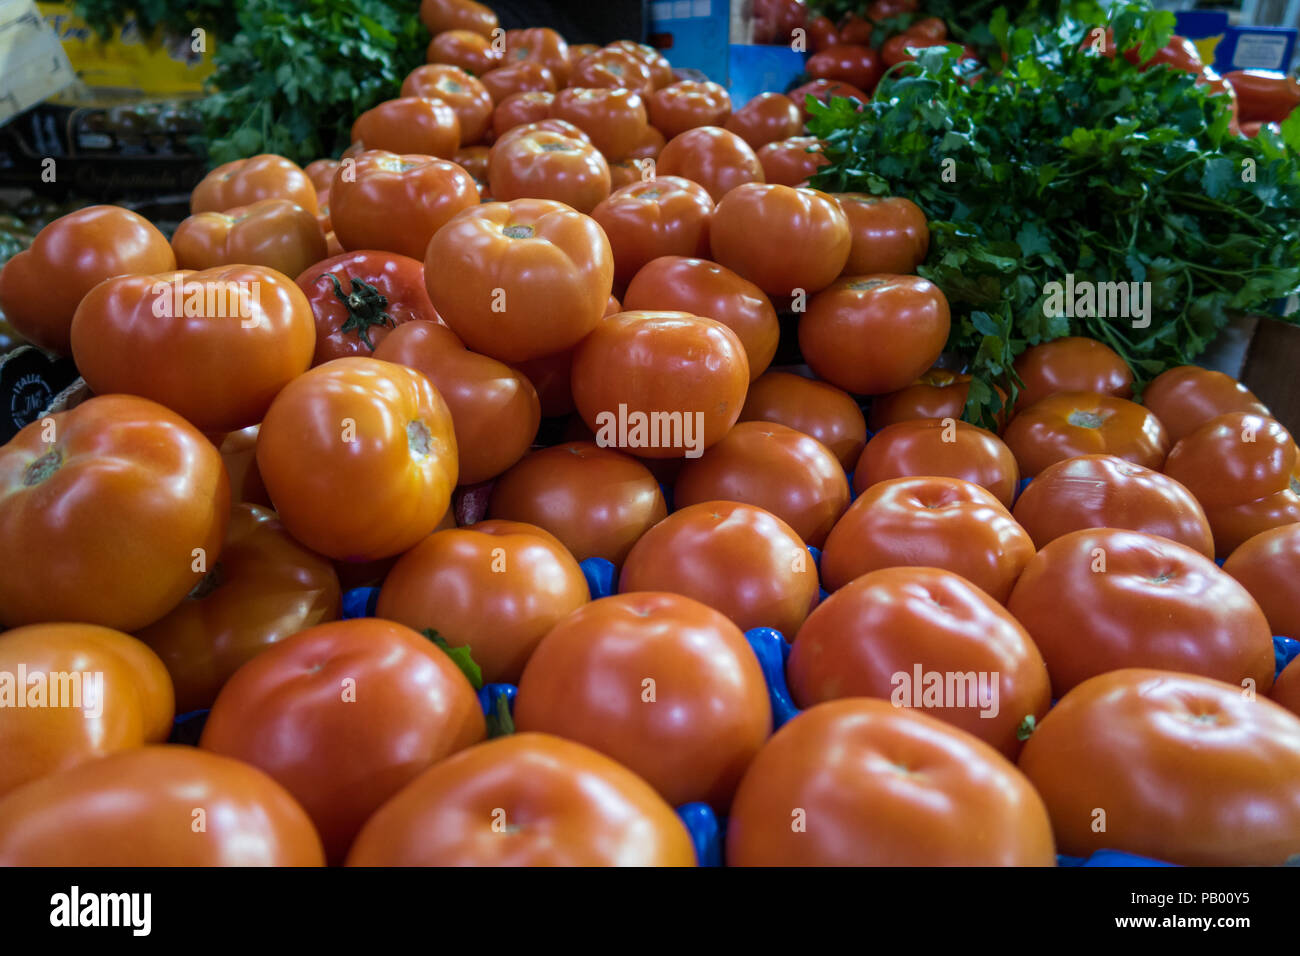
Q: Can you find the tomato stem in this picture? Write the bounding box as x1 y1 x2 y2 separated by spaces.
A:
23 449 62 487
326 272 394 351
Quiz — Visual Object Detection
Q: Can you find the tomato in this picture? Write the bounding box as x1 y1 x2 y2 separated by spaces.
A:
838 14 873 46
740 370 867 471
868 368 1002 430
788 567 1049 758
551 87 649 160
710 184 850 296
400 64 494 144
753 0 806 45
419 0 497 37
135 503 341 713
1223 523 1300 642
330 150 479 260
605 40 675 90
489 91 551 138
487 442 667 566
191 153 318 216
514 591 769 808
724 92 804 149
346 733 695 865
1010 336 1133 412
425 198 613 361
0 395 229 630
480 61 558 104
426 28 503 75
567 43 599 67
1125 33 1203 74
835 194 929 275
0 624 173 796
620 500 819 636
907 16 949 41
304 159 339 194
1140 364 1269 443
806 43 883 93
622 256 777 380
1019 669 1300 866
727 699 1056 866
350 96 461 158
571 311 749 459
1275 658 1300 716
218 425 272 507
652 126 764 204
648 81 732 138
821 475 1033 602
504 27 571 87
1225 69 1300 123
869 0 919 16
256 357 457 561
591 179 714 286
568 47 655 96
806 15 840 53
171 198 325 278
800 275 950 395
372 320 539 484
855 418 1019 508
1002 391 1169 478
607 155 639 189
628 123 666 160
0 745 325 865
1162 411 1300 556
1013 454 1214 556
0 205 175 355
71 265 315 433
786 79 869 121
487 128 611 213
756 136 828 186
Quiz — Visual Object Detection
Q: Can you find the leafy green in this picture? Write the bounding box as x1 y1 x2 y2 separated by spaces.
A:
422 629 484 691
72 0 239 43
808 2 1300 427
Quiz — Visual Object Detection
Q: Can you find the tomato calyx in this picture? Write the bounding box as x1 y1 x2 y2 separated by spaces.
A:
406 420 433 458
421 628 484 689
848 279 887 292
23 449 62 486
1017 714 1038 741
503 224 534 239
1067 409 1105 429
326 273 394 351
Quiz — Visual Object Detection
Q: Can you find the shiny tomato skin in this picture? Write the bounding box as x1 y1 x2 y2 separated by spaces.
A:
622 256 777 379
787 567 1050 758
821 475 1034 602
836 194 930 275
71 265 316 433
0 745 325 865
200 618 484 863
605 40 674 90
255 357 458 561
855 418 1019 508
172 198 326 278
488 128 611 212
868 368 991 431
674 421 850 547
787 79 869 121
727 699 1056 866
372 320 539 483
504 27 571 87
552 87 649 159
346 733 695 866
710 184 851 296
135 503 342 713
571 311 750 459
591 179 715 286
649 81 732 138
0 395 230 631
655 126 765 204
420 0 497 37
479 61 558 104
400 64 494 144
375 520 588 683
1223 523 1300 643
740 370 867 471
425 198 613 362
1140 365 1269 443
427 28 503 75
1012 453 1213 556
1011 336 1133 412
806 44 884 93
724 92 804 149
1274 659 1300 716
515 592 771 808
491 90 555 137
569 47 655 96
800 275 951 395
1007 528 1275 697
1018 669 1300 866
487 441 667 566
351 96 461 158
757 136 828 186
907 16 948 41
329 150 479 260
620 500 819 637
838 13 873 45
304 158 339 194
191 154 318 215
1225 69 1300 123
1002 391 1169 478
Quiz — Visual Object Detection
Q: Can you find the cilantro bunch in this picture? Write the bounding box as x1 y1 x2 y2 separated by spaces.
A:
808 2 1300 427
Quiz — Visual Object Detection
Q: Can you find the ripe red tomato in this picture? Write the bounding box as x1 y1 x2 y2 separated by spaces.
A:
304 158 339 194
1225 69 1300 123
800 275 950 395
605 40 674 90
590 179 715 286
568 47 655 96
1140 365 1269 443
488 127 613 212
724 92 804 149
620 500 819 636
0 746 325 865
426 28 503 75
854 418 1019 508
821 475 1034 602
835 194 929 275
1274 658 1300 716
551 87 649 159
191 153 319 215
480 61 557 104
0 205 176 355
868 368 1004 430
200 618 483 863
515 592 770 808
727 699 1056 865
838 13 873 45
136 503 340 713
674 421 850 547
648 81 732 138
571 311 750 458
0 395 230 630
1008 528 1275 697
71 265 316 433
786 79 870 121
491 90 555 137
346 733 695 865
420 0 497 38
740 370 867 471
655 126 765 204
710 183 850 296
756 136 828 186
400 64 494 145
172 198 326 278
490 116 592 151
330 150 479 260
1002 391 1169 478
256 357 458 561
907 16 949 41
1010 336 1133 412
1223 523 1300 642
504 27 571 87
1125 33 1203 73
424 198 613 361
1012 454 1214 556
1019 669 1300 866
806 43 884 93
787 567 1050 758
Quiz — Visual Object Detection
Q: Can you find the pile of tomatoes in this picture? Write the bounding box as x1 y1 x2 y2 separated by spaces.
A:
0 0 1298 868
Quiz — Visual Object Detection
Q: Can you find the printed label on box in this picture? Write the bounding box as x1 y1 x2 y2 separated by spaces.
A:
1232 33 1289 70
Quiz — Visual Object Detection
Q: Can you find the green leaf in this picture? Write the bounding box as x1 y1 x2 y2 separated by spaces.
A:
423 630 484 690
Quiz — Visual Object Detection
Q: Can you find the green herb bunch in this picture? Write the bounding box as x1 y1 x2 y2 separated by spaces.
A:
73 0 240 45
808 3 1300 426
